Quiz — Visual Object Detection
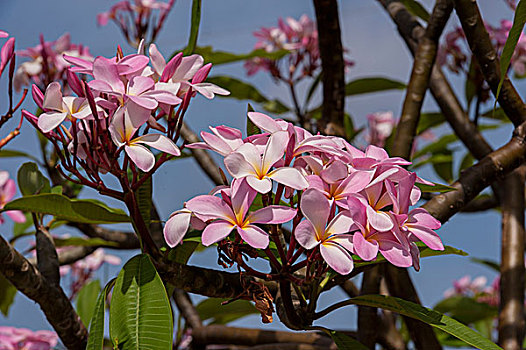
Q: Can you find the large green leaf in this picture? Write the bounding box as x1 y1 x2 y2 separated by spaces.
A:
417 112 446 135
434 296 498 325
182 0 201 55
110 254 173 350
345 77 406 96
3 193 130 224
87 278 115 350
136 176 152 227
0 274 16 316
329 330 368 350
496 0 526 101
17 162 51 196
415 182 457 193
206 76 290 114
471 258 500 272
182 46 288 66
167 241 200 264
196 298 258 325
77 280 101 326
347 295 501 349
0 149 41 163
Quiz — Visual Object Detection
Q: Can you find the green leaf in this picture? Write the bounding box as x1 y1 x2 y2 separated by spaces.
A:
412 134 457 159
400 0 430 22
343 114 361 141
416 182 457 193
183 46 288 66
12 213 33 237
54 237 119 248
196 298 258 325
459 152 475 175
348 295 501 349
167 241 199 264
496 0 526 101
246 103 261 136
417 112 446 135
0 274 16 316
110 254 173 350
0 149 41 163
434 296 498 325
471 258 500 272
17 162 51 196
206 76 290 114
329 331 368 350
345 77 406 96
50 185 63 194
136 176 152 227
432 150 454 183
183 0 201 56
76 280 101 326
3 193 130 224
87 278 115 350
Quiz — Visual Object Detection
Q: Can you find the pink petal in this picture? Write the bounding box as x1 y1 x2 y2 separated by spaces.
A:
352 232 378 261
247 112 284 133
88 79 115 94
0 171 8 187
237 225 269 249
246 176 272 194
365 145 389 160
173 55 204 81
366 206 394 231
320 242 354 275
125 144 156 172
338 170 373 195
300 188 330 234
406 224 444 250
2 179 16 202
128 76 155 96
320 160 348 184
192 63 212 83
32 84 44 109
164 210 191 247
224 152 257 178
92 57 124 93
0 37 15 75
42 82 63 111
327 234 354 252
134 134 180 156
127 95 158 110
294 219 320 250
145 90 182 105
262 131 288 172
326 211 353 235
117 54 150 75
161 53 183 82
230 178 257 221
247 205 297 224
408 208 441 229
267 167 308 190
378 239 413 267
149 44 166 75
202 221 234 246
38 112 68 133
186 195 235 222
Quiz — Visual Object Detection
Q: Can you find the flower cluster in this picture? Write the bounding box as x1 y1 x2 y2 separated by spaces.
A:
0 30 14 79
0 171 25 225
97 0 175 48
164 112 443 276
0 327 58 350
244 15 353 82
24 43 229 184
14 33 92 93
438 19 526 102
60 248 121 297
444 275 499 307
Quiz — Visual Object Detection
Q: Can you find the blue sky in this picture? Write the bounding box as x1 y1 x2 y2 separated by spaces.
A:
0 0 521 345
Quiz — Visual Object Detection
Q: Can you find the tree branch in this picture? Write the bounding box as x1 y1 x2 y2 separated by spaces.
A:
392 0 453 159
313 0 346 136
498 170 525 349
0 234 87 349
358 266 382 349
454 0 526 127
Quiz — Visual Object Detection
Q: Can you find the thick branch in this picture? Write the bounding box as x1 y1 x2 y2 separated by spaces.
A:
498 170 525 349
0 234 87 349
423 122 526 223
358 267 382 349
313 0 346 136
69 222 140 249
173 289 203 329
454 0 526 127
392 0 453 159
180 122 223 186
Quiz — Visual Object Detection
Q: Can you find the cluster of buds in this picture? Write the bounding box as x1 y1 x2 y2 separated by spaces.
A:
0 327 58 350
23 43 229 200
244 15 353 83
60 247 121 297
164 112 444 279
97 0 175 48
13 33 92 93
444 275 499 307
0 171 25 225
438 19 526 102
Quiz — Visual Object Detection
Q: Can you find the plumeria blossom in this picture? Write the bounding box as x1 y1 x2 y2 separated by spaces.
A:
443 275 500 307
109 105 180 172
366 111 395 147
0 327 58 350
294 189 355 274
181 179 296 248
224 130 309 193
187 125 245 156
0 171 26 225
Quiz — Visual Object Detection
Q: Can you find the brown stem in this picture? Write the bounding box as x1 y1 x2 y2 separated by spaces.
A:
35 224 60 287
454 0 526 127
313 0 346 136
392 0 453 159
357 266 382 349
498 170 525 349
68 223 140 249
0 234 87 349
173 289 203 329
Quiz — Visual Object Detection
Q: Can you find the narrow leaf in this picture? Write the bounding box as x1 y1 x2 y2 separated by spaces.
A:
471 258 500 272
416 182 457 193
196 298 258 325
183 0 201 55
77 280 101 326
329 331 368 350
177 46 288 65
246 103 261 136
434 296 498 324
345 77 406 96
136 175 152 227
0 149 41 163
400 0 430 22
0 274 16 316
110 254 173 350
86 278 115 350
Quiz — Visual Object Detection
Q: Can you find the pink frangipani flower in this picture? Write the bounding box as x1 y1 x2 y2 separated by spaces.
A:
295 188 355 274
224 131 309 193
0 171 26 225
184 179 297 248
